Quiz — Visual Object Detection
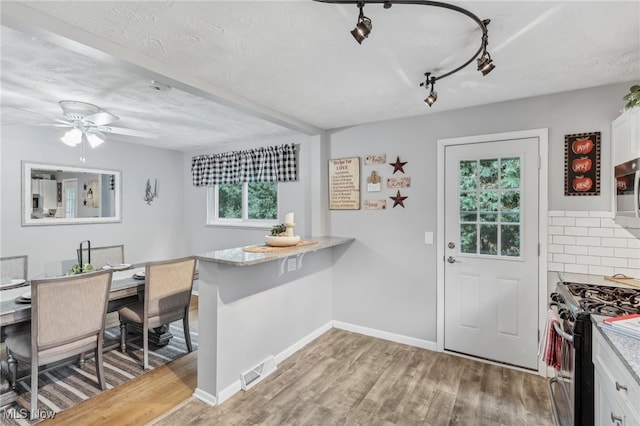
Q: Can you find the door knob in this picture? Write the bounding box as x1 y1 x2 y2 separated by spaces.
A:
447 256 456 264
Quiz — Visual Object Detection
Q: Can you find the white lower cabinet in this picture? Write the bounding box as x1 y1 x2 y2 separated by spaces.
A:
593 325 640 426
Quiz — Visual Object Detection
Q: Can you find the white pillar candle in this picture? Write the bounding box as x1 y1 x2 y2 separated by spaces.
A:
285 212 294 224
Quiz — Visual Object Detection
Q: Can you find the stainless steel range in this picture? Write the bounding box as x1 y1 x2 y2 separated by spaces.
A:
548 281 640 426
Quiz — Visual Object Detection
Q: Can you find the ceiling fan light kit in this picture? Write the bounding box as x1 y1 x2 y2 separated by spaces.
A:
314 0 495 107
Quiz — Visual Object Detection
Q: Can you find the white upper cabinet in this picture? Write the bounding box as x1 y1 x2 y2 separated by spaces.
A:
612 108 640 166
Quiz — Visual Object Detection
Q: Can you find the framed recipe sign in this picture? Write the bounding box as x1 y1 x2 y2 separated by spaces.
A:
329 157 360 210
564 131 601 196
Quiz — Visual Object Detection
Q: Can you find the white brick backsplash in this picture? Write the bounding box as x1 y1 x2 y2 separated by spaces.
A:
588 227 614 238
601 238 629 248
576 255 601 265
548 226 564 235
548 210 640 278
553 235 577 245
575 217 601 227
547 262 564 272
600 218 616 228
564 263 589 274
576 236 601 246
588 246 615 257
551 217 575 226
614 247 640 258
565 227 589 236
629 239 640 249
548 244 564 254
601 257 628 268
565 245 588 255
588 265 615 276
553 253 576 264
589 211 613 218
566 211 590 217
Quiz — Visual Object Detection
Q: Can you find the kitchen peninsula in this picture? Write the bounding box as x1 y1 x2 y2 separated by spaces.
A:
194 236 354 406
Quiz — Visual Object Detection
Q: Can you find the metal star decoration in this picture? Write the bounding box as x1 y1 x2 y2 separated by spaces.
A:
390 190 408 208
389 156 408 174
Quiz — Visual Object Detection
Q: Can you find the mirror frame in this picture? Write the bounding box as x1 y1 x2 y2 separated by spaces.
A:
22 161 122 226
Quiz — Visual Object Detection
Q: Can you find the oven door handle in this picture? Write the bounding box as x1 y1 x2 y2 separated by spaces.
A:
553 320 574 343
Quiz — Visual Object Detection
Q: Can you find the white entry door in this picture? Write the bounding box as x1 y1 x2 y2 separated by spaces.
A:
444 137 539 370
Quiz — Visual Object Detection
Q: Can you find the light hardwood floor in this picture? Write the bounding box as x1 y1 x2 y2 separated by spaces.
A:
149 328 554 426
17 296 554 426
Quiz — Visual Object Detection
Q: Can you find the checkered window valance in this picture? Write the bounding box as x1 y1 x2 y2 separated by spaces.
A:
191 143 297 186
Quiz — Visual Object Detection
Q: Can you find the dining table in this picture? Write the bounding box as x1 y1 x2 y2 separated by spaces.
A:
0 265 146 329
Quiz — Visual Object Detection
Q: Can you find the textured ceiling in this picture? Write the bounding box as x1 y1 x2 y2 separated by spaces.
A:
1 1 639 151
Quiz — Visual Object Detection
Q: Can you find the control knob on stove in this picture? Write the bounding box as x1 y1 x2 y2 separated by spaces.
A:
550 292 565 304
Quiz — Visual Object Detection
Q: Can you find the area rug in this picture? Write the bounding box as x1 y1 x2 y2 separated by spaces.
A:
0 321 198 425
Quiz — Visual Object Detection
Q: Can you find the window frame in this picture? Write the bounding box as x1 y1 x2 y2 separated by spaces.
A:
206 182 280 229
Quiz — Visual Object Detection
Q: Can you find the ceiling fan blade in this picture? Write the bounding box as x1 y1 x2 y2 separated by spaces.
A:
83 111 119 126
54 118 72 125
97 125 158 139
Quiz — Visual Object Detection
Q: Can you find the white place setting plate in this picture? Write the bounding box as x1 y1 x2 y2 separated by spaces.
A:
0 278 26 288
103 263 132 271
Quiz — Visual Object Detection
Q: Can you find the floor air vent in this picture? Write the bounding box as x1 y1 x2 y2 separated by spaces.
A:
240 355 277 391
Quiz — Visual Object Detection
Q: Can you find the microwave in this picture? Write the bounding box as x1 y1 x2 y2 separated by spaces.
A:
615 158 640 219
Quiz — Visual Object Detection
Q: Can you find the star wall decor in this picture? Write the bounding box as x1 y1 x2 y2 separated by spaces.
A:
390 190 408 208
389 156 408 174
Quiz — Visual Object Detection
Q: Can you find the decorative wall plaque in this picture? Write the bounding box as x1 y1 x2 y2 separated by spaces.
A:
367 171 382 192
364 200 387 210
387 177 411 188
364 154 387 165
329 157 360 210
564 131 600 196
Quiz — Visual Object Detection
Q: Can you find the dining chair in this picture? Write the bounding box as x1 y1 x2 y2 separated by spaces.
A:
77 244 124 269
5 269 113 419
1 255 28 281
118 256 196 370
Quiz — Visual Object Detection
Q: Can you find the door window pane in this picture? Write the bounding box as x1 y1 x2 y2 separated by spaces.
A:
460 224 477 254
501 225 521 256
457 157 522 257
479 159 499 189
480 224 498 255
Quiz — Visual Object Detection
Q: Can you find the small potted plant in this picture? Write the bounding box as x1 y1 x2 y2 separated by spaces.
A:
265 223 300 247
623 84 640 111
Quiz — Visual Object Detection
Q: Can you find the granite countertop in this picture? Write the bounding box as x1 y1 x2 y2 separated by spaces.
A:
557 271 639 289
592 316 640 386
196 236 354 266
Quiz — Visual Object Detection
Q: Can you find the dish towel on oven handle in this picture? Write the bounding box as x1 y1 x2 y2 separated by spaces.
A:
538 308 562 370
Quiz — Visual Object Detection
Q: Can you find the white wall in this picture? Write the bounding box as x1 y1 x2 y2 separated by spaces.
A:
328 82 635 343
182 134 318 255
1 125 186 278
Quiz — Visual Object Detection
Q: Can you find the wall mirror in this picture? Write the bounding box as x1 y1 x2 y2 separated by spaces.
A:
22 161 121 226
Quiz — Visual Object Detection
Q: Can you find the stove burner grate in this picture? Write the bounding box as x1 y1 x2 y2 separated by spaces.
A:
565 282 640 317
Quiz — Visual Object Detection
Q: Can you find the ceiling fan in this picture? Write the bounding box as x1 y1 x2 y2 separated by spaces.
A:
50 100 158 149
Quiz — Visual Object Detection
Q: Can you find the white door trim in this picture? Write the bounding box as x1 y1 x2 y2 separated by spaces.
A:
436 128 549 376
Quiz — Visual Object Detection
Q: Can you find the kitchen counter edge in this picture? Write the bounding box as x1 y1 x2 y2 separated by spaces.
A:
195 236 355 266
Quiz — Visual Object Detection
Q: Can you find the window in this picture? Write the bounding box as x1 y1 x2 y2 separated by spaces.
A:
208 182 278 226
459 157 521 257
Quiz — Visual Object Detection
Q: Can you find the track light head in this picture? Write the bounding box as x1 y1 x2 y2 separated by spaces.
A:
425 91 438 107
477 54 495 76
351 2 372 44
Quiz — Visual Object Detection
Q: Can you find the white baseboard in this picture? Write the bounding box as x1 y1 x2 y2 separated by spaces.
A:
216 321 333 405
274 321 333 365
209 321 436 406
332 321 437 351
193 387 217 406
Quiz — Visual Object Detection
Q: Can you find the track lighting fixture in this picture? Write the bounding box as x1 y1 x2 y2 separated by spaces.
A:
421 73 438 107
351 2 372 44
313 0 496 107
